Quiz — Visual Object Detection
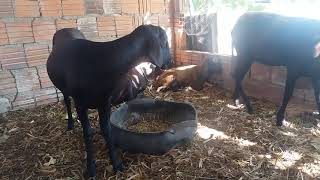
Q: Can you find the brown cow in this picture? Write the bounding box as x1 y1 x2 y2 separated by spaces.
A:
153 58 214 92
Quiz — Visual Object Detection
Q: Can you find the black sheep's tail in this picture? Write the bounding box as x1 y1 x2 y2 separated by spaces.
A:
231 37 236 79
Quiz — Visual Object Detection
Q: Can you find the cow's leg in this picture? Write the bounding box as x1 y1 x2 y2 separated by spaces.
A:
64 95 74 130
98 98 124 172
276 71 297 126
75 104 96 177
312 78 320 115
232 55 253 113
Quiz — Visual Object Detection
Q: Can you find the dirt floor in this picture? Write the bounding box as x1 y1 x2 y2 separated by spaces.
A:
0 85 320 180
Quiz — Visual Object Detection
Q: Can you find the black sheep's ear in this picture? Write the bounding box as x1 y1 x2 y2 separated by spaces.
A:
149 39 162 67
158 28 167 48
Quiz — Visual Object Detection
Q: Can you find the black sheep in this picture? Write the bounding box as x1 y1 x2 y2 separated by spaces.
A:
231 12 320 126
47 25 172 178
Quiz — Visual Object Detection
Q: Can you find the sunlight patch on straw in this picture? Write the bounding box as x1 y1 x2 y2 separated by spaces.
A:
270 150 302 170
298 161 320 178
196 123 256 147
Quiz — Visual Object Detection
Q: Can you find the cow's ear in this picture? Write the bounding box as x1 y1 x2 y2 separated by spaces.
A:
314 42 320 58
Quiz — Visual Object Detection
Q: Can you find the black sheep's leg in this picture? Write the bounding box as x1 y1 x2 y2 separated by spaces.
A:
98 98 124 172
276 71 297 126
312 78 320 115
136 91 145 98
232 55 252 113
64 95 74 130
127 82 136 100
75 105 96 178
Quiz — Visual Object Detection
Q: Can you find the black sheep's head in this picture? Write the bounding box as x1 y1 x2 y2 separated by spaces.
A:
143 25 173 70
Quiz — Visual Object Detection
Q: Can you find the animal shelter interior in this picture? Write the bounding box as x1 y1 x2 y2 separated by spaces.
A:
0 0 320 179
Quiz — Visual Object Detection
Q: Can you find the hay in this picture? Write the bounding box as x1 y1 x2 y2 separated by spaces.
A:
0 84 319 179
126 118 171 133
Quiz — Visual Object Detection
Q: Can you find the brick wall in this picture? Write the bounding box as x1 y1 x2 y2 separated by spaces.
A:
172 1 316 107
0 0 173 113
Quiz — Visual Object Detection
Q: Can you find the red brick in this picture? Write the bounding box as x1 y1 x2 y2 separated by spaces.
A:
271 67 286 86
191 52 203 61
121 0 139 14
0 78 15 86
144 15 159 25
36 94 57 101
12 103 35 110
41 81 54 88
103 0 121 14
11 67 40 92
292 88 305 101
39 0 62 17
115 15 134 37
133 16 143 27
138 0 147 14
0 83 16 91
0 70 15 93
149 0 166 14
14 91 34 101
295 77 312 89
56 19 77 30
0 87 16 96
37 98 58 106
32 19 56 42
245 79 284 104
250 63 271 82
37 65 54 88
305 89 315 103
175 51 181 62
15 0 40 17
6 21 34 44
77 17 98 40
85 0 104 15
36 65 48 74
175 30 186 49
62 0 85 16
0 0 14 17
34 87 56 96
34 87 58 105
0 21 9 45
25 43 50 67
97 16 116 37
159 15 170 27
13 100 35 108
0 45 27 70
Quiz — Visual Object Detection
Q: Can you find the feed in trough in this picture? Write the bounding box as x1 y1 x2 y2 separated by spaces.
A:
126 118 171 133
126 113 171 133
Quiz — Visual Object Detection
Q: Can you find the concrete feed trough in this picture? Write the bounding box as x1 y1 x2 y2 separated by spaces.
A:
110 98 197 155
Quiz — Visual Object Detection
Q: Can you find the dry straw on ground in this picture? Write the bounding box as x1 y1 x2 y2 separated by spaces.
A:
0 85 319 179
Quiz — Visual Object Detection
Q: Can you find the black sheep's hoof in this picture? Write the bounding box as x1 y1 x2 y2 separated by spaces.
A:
67 125 74 131
113 161 126 172
87 176 96 180
276 120 283 127
247 107 253 114
276 114 284 127
84 160 97 179
67 120 74 130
